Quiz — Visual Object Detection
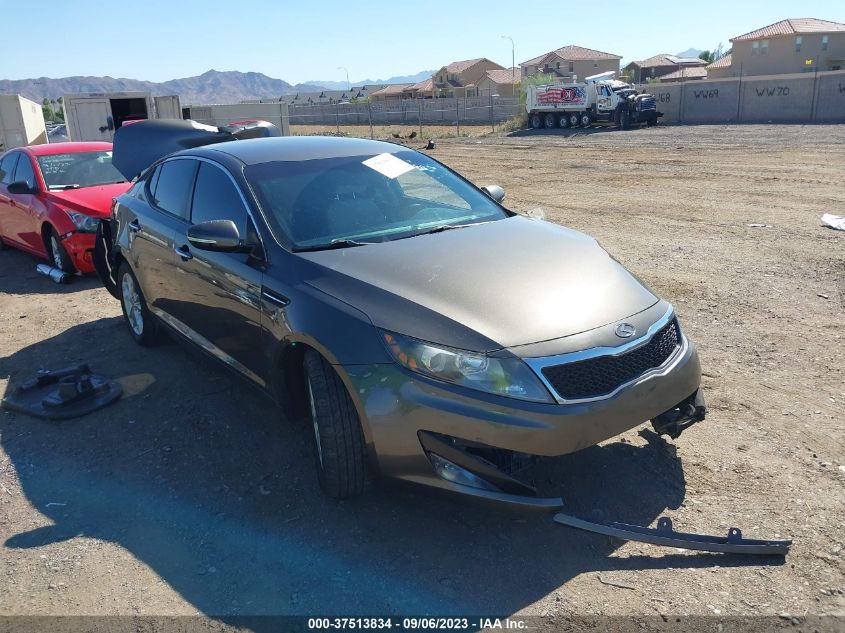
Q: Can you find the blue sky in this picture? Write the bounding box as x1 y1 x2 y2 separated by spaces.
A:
2 0 843 83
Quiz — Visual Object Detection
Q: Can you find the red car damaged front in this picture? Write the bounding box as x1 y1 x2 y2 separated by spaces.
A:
43 181 130 272
0 142 130 274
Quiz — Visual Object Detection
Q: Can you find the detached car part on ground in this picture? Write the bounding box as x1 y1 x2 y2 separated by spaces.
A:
93 119 707 507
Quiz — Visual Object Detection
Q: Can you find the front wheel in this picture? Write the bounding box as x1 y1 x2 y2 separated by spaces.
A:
118 262 161 346
46 227 75 273
304 350 368 499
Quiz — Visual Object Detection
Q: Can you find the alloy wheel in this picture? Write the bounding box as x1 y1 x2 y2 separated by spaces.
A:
50 235 64 270
121 273 144 336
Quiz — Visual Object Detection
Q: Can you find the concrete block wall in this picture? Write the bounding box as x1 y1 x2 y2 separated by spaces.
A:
637 69 845 124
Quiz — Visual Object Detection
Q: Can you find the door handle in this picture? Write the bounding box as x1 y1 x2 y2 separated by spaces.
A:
127 219 140 231
175 245 193 261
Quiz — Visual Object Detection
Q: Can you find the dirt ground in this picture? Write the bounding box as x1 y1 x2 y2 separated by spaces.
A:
291 123 503 140
0 124 843 630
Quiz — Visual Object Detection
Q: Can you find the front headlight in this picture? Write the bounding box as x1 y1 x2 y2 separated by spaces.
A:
381 331 553 403
64 210 100 233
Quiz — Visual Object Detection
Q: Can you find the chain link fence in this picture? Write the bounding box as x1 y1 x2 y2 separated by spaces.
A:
287 96 524 136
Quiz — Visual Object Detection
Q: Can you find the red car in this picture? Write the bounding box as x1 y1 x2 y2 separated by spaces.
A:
0 142 130 274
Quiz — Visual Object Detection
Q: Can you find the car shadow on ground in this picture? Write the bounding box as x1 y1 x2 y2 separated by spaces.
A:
0 317 782 626
508 125 634 138
0 248 102 296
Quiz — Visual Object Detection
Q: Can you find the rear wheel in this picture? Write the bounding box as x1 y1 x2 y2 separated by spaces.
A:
118 261 161 346
580 112 592 127
559 114 571 128
568 113 580 127
543 112 558 129
46 227 75 273
530 113 543 129
304 350 368 499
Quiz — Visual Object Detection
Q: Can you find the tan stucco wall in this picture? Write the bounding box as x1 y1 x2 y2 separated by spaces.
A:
725 32 845 76
477 77 518 97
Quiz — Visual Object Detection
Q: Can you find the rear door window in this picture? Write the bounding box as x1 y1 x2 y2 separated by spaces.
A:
0 153 20 185
150 159 197 219
13 155 37 189
190 162 248 234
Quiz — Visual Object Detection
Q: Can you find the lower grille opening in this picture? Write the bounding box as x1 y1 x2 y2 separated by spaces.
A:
542 318 681 401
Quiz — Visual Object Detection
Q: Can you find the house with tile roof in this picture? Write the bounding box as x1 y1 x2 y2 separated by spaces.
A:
519 45 621 81
623 53 708 83
429 58 505 98
476 68 521 97
709 18 845 78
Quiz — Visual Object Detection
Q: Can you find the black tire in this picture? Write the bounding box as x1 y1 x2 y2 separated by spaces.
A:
46 226 75 273
543 112 558 129
304 350 368 499
620 109 631 130
529 113 543 129
559 114 571 128
568 113 580 128
580 112 592 127
117 261 161 346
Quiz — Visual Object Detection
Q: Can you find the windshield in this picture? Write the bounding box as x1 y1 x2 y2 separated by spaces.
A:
245 149 509 249
37 151 126 190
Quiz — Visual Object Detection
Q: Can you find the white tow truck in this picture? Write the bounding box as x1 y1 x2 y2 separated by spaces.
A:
525 71 661 130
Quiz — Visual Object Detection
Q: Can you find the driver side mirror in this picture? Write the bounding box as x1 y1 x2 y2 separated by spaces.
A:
7 180 36 195
187 220 250 252
481 184 505 204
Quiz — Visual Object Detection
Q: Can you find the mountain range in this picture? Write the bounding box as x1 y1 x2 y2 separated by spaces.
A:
305 70 435 90
0 70 329 105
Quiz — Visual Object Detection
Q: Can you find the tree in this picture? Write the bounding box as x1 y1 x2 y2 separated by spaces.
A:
42 98 55 123
699 43 727 64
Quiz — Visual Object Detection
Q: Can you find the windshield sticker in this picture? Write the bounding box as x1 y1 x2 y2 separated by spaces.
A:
362 153 415 179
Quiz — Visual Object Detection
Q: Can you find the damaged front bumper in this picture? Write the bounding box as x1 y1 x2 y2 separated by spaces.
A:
60 231 98 274
413 389 705 506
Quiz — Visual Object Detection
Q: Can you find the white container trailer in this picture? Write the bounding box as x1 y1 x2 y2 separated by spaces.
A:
0 94 47 151
62 92 182 141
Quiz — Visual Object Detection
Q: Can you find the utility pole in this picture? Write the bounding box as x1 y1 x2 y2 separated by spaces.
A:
337 66 350 90
501 35 515 79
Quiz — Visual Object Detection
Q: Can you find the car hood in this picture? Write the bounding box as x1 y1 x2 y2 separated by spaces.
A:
297 216 658 352
45 182 131 218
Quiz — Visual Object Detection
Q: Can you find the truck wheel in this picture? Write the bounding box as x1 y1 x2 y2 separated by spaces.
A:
543 113 557 129
118 261 161 346
620 110 631 130
646 118 657 127
559 114 570 128
568 113 580 127
304 350 369 499
580 112 592 127
530 113 543 129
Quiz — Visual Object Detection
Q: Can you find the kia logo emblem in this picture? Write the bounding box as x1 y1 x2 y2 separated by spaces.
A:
615 323 636 338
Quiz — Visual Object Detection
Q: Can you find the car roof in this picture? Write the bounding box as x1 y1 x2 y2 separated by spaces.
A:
197 135 407 165
23 141 112 156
